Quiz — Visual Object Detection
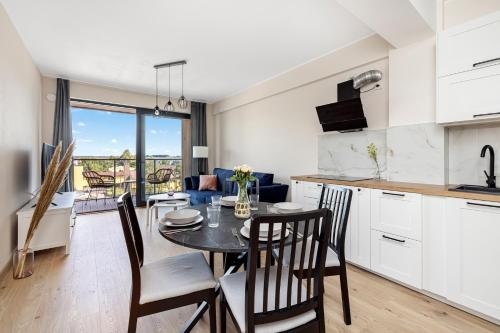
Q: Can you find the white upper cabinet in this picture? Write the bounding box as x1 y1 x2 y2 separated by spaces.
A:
437 11 500 125
438 11 500 77
370 189 422 241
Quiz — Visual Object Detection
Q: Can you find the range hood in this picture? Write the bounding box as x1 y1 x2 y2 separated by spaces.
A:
316 98 367 132
315 73 380 133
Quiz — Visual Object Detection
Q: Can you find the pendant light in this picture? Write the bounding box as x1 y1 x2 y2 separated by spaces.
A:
154 68 160 116
165 65 175 112
178 64 188 109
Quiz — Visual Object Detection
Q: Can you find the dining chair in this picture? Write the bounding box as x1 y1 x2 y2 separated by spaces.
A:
117 192 217 333
273 185 353 325
219 208 333 333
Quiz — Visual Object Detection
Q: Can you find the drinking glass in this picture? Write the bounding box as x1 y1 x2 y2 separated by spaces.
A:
211 194 222 208
250 194 259 210
207 206 220 228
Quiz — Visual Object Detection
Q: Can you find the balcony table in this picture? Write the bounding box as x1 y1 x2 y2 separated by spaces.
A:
146 192 190 227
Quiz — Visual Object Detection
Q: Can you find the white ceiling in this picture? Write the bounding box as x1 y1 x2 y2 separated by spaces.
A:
1 0 372 103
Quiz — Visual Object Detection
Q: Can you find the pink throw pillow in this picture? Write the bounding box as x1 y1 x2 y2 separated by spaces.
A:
198 175 217 191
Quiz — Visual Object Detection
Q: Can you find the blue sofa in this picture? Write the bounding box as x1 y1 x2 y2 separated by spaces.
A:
184 168 289 205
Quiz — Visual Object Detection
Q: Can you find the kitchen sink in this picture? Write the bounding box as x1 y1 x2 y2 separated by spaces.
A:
449 184 500 195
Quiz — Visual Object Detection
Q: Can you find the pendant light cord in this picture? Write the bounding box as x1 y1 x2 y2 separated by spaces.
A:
168 65 171 101
181 64 184 96
155 68 158 106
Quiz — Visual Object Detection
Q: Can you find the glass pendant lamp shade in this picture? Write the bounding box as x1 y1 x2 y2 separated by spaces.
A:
165 100 174 111
178 95 188 109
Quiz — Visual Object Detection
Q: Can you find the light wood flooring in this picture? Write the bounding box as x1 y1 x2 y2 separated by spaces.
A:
1 209 499 333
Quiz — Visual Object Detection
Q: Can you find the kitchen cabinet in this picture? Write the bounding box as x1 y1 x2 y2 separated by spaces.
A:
437 11 500 125
422 196 447 297
371 230 422 289
446 198 500 320
370 189 422 241
348 187 371 269
438 11 500 78
291 180 321 210
437 64 500 124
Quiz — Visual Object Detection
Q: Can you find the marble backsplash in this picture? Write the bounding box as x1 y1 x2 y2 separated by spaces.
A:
449 123 500 186
318 129 387 179
386 123 447 184
318 123 448 185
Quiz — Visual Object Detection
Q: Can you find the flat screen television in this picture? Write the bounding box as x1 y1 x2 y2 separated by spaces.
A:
41 143 56 182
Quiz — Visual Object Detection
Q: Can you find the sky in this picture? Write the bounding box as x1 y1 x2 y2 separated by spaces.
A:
71 108 182 157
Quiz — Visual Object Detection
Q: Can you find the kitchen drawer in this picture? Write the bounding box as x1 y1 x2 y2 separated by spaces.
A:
371 230 422 289
302 181 323 199
371 189 422 241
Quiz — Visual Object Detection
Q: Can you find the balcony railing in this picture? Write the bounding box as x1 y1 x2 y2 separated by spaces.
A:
72 157 183 204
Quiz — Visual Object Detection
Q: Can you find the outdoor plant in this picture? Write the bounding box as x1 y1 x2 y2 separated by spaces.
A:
367 143 381 180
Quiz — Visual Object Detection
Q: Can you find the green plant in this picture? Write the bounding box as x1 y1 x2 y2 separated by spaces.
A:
367 143 381 179
230 164 256 185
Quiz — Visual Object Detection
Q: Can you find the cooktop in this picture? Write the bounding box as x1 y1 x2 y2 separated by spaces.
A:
306 174 373 182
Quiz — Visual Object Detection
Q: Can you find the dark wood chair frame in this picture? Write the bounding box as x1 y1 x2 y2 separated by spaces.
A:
317 184 353 325
220 208 333 333
82 170 116 204
117 192 217 333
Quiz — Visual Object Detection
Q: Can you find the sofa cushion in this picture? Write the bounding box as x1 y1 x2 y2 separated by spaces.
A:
213 168 235 191
199 175 217 191
252 172 274 187
190 176 200 190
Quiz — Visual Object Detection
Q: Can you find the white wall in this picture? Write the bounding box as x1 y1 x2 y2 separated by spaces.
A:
444 0 500 28
0 4 42 272
213 35 391 187
388 37 436 126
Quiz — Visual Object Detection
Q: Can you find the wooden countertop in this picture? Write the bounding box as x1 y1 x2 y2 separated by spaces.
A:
291 175 500 203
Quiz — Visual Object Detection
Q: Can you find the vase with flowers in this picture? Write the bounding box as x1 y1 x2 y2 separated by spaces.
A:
230 164 256 218
367 143 381 180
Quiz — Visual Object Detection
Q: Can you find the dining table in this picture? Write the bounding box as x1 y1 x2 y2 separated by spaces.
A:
158 202 308 333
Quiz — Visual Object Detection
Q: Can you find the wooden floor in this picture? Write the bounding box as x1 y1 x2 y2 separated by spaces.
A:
1 209 499 333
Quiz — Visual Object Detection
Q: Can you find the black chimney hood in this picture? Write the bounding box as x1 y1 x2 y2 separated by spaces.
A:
316 79 368 132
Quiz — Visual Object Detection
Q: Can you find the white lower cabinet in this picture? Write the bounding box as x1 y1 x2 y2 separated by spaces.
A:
446 198 500 320
348 187 371 269
371 230 422 289
291 180 321 210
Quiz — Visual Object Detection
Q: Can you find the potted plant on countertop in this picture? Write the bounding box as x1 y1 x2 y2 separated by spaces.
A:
13 141 74 279
230 165 256 219
367 143 381 180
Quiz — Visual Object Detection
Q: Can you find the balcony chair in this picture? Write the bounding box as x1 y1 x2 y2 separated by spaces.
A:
146 168 173 193
82 170 116 205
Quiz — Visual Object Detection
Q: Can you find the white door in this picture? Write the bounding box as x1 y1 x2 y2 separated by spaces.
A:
348 187 371 269
371 230 422 289
371 189 422 241
446 198 500 320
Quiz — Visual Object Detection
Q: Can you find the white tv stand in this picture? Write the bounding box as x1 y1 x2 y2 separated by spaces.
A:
17 192 76 255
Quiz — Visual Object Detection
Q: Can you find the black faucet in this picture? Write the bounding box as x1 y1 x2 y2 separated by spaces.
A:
480 145 496 188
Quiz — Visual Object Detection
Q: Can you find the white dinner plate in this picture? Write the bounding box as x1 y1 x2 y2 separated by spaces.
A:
160 215 204 228
240 226 289 242
221 196 237 207
243 219 282 237
273 202 303 213
164 209 200 224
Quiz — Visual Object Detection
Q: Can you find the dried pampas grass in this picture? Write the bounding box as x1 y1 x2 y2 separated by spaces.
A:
14 141 75 278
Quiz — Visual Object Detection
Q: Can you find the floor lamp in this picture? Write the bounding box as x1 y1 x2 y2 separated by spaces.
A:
192 146 208 175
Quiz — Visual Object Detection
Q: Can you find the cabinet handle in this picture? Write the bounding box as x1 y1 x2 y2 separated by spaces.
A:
466 202 500 209
472 57 500 68
382 235 406 243
382 191 405 197
473 112 500 118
